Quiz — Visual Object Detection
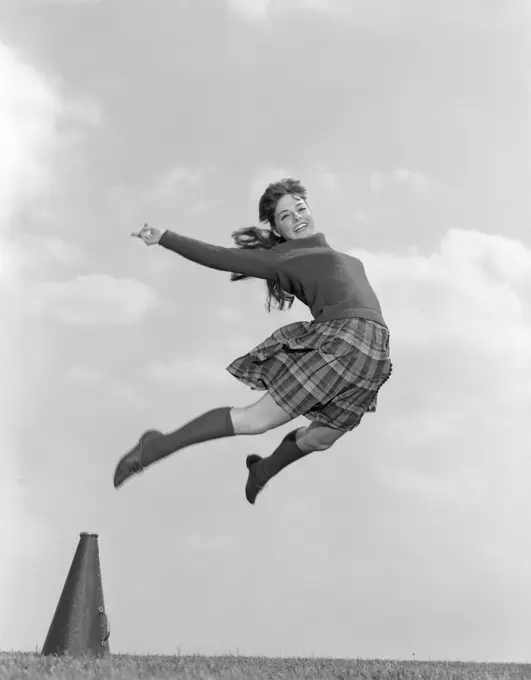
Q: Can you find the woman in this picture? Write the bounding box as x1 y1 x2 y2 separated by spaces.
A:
114 178 392 504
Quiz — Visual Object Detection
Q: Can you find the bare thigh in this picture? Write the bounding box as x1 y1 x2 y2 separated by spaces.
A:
230 391 295 435
296 420 346 452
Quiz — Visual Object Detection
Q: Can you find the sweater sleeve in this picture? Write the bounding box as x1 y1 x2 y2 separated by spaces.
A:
158 230 279 280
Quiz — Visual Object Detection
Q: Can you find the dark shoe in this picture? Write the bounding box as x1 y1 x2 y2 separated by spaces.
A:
114 430 163 489
245 454 268 505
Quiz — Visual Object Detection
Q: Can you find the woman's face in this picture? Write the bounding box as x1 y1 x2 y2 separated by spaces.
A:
273 194 316 241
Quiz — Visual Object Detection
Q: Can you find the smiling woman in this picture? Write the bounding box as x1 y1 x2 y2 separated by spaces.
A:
116 178 393 505
228 178 316 313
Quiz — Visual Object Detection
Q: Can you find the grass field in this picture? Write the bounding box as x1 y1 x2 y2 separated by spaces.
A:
1 652 530 680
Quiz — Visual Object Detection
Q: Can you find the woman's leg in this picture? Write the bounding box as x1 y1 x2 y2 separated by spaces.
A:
295 421 346 452
230 391 295 435
114 392 294 488
245 421 346 504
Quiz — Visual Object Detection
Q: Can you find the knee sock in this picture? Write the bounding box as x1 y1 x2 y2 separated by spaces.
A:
141 406 235 466
258 428 311 482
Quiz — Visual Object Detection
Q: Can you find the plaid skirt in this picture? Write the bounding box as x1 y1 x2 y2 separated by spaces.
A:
226 317 393 433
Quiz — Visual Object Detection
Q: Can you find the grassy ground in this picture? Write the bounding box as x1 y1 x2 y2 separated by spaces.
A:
1 652 530 680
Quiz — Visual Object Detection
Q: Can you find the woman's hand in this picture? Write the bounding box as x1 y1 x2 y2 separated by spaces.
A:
131 223 164 246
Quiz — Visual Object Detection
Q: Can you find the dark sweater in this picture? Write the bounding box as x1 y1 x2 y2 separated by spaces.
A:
158 230 387 328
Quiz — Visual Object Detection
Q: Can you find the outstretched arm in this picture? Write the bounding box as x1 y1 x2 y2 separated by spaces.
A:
157 229 279 280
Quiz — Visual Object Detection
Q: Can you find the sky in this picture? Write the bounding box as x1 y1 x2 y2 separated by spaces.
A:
1 0 530 664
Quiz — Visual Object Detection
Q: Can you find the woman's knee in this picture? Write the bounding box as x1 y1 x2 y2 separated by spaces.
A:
230 406 259 435
230 393 294 435
296 422 345 452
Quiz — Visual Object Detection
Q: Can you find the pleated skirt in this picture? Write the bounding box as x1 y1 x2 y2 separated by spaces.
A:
226 317 393 432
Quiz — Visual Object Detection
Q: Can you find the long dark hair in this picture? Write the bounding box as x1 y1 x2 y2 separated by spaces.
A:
230 177 307 312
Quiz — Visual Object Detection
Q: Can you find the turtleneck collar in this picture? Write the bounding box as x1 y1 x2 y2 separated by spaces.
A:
272 232 329 252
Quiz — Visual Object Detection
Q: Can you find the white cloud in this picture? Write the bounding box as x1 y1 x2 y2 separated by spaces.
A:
229 0 349 19
393 168 443 197
42 0 108 4
110 166 210 232
148 166 205 201
4 235 84 288
348 227 531 509
0 44 59 225
375 462 489 507
147 357 233 384
66 365 105 384
224 333 259 356
29 235 84 265
28 273 159 325
250 167 289 202
61 95 102 130
369 168 443 198
230 0 527 32
67 366 144 407
106 382 145 407
185 533 241 552
216 306 244 324
229 0 271 19
369 172 384 193
249 166 329 206
319 172 338 194
0 40 62 644
66 368 145 407
296 0 349 12
352 228 531 352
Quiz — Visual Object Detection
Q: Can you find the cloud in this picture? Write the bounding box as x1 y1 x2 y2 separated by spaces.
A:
66 367 145 409
249 167 337 207
110 165 209 230
4 235 85 288
319 172 338 194
352 228 530 349
216 306 244 324
61 95 102 130
224 333 260 356
148 166 205 202
229 0 349 20
28 273 159 325
375 461 489 507
185 533 241 552
295 0 349 12
369 168 443 198
28 235 84 265
67 367 144 406
147 356 233 385
229 0 528 34
66 365 105 384
106 382 145 407
0 41 62 643
41 0 108 4
0 44 60 225
229 0 271 19
348 227 531 510
0 40 99 292
249 167 290 202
